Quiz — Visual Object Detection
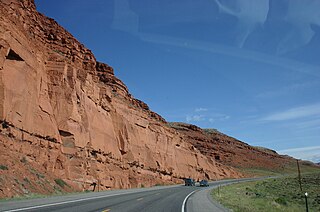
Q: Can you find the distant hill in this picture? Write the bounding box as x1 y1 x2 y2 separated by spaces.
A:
169 122 319 175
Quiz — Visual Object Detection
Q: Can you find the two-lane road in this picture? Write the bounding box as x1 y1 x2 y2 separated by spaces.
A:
0 178 268 212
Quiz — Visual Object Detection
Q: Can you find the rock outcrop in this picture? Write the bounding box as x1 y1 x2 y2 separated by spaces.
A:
1 0 317 199
0 0 241 197
168 123 295 171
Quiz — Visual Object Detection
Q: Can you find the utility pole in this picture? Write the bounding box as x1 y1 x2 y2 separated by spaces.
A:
305 192 309 212
296 159 302 192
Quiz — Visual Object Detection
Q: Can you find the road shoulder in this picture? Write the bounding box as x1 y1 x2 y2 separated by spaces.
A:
186 186 230 212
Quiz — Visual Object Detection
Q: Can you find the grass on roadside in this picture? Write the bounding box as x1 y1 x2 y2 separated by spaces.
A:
212 172 320 212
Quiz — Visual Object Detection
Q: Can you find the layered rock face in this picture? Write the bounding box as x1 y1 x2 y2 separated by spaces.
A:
169 123 294 171
0 138 76 198
0 0 241 197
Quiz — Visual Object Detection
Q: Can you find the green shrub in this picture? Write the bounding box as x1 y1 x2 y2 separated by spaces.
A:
54 179 67 188
23 177 30 184
0 165 8 170
275 197 288 205
36 173 45 179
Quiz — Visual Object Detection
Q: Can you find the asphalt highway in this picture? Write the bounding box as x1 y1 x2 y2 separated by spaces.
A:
0 178 267 212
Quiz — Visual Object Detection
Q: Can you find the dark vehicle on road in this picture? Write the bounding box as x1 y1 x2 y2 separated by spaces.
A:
184 178 195 186
199 180 209 187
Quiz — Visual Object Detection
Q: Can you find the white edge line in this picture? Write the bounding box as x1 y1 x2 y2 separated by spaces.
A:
4 191 136 212
181 190 197 212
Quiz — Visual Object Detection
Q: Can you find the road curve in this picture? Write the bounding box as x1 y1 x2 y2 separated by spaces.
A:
0 178 267 212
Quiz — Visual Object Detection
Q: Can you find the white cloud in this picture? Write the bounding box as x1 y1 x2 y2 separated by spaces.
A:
195 108 208 112
262 103 320 121
294 119 320 130
186 112 230 123
279 146 320 163
253 135 320 146
209 115 230 123
186 115 205 122
280 146 320 153
256 81 320 99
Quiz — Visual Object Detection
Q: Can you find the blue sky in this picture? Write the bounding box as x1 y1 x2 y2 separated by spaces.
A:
35 0 320 163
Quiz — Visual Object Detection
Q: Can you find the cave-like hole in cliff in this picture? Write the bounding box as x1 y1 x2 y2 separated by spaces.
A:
90 150 98 158
6 49 24 61
1 120 10 129
59 130 73 137
120 149 126 155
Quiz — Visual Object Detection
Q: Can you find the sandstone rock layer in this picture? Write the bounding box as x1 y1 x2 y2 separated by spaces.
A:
0 0 241 197
169 123 296 171
1 0 316 199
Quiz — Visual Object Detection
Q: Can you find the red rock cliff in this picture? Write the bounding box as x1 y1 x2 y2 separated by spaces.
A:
0 0 241 195
169 123 296 171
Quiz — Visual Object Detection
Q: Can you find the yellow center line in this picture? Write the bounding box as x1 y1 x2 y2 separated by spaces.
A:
101 209 110 212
